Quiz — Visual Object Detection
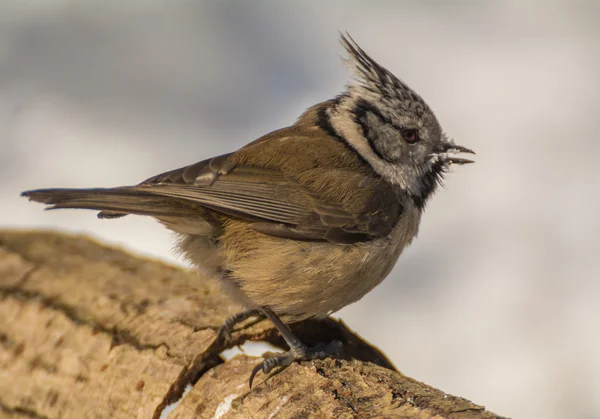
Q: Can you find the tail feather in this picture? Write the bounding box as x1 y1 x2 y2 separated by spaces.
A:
22 187 196 218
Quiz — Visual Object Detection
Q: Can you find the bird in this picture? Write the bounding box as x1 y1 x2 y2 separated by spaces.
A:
22 33 474 387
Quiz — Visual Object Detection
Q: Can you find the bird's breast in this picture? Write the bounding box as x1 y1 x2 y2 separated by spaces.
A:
220 205 421 321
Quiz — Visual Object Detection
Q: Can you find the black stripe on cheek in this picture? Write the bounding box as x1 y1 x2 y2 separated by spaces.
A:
411 160 446 210
352 100 394 163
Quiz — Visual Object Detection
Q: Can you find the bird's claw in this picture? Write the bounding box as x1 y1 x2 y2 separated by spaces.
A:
249 340 343 388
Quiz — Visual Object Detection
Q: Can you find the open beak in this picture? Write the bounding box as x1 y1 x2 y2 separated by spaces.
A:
432 137 475 165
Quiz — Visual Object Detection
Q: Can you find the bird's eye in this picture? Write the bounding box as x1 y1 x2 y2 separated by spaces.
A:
401 128 420 144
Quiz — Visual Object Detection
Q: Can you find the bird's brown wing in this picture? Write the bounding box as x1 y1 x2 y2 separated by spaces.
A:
23 132 403 244
127 149 402 243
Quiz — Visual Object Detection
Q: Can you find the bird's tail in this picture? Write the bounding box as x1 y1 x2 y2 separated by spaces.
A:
21 187 196 219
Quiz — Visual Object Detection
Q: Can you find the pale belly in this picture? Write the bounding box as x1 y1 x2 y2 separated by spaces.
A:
217 207 421 321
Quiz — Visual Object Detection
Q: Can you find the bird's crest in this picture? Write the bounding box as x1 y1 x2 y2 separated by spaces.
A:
340 33 429 114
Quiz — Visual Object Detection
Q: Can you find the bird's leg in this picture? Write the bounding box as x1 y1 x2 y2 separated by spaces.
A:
249 308 342 388
216 308 265 346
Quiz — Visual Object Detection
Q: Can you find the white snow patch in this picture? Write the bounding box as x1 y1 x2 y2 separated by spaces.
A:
159 383 193 419
220 341 282 361
212 393 238 419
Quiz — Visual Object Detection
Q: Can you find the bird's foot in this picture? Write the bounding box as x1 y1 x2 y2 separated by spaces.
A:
216 309 265 347
249 339 343 388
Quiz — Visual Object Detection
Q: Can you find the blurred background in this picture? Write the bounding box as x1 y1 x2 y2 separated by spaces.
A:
1 1 599 418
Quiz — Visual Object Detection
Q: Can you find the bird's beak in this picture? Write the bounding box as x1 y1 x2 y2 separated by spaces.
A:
432 136 475 165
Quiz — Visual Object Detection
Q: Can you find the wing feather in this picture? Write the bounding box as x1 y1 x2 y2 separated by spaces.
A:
25 134 403 243
129 162 402 243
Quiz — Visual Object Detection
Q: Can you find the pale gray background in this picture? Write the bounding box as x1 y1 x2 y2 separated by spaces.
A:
1 1 599 418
